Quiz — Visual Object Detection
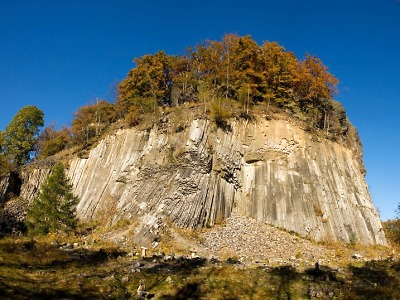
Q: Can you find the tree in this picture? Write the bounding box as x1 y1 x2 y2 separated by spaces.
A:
36 125 72 158
25 162 78 235
4 106 44 168
0 131 5 152
297 53 338 111
383 203 400 245
190 40 225 98
229 35 263 102
262 41 301 109
0 154 10 176
114 34 343 134
0 131 10 175
117 51 173 115
71 100 116 145
170 55 197 106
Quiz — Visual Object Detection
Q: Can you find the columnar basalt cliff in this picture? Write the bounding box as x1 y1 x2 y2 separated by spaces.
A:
58 117 385 246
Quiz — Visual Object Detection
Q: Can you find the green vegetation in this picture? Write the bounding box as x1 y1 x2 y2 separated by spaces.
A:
25 163 78 235
383 204 400 247
116 34 342 134
0 132 11 175
0 34 397 300
36 125 72 159
71 100 117 146
1 35 346 161
1 106 44 170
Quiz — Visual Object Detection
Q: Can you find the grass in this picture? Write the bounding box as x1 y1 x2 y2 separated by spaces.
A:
0 236 131 299
1 234 400 300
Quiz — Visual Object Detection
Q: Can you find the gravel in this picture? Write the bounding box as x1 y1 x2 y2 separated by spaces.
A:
200 213 332 264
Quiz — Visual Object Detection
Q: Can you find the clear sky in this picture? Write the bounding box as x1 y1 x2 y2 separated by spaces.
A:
1 0 399 220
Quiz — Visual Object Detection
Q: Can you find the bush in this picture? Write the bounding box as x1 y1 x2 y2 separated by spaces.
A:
384 219 400 245
210 101 232 132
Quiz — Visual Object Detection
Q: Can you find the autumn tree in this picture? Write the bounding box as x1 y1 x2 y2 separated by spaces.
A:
169 55 197 106
0 154 8 176
383 204 400 245
296 54 339 129
261 42 301 110
298 53 338 100
4 106 44 168
190 40 225 98
25 162 78 235
228 35 263 102
117 51 173 116
188 35 263 111
36 125 72 158
115 34 341 134
71 100 116 145
0 131 5 151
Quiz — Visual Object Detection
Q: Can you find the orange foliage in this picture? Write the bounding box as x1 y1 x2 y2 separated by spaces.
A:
71 100 116 144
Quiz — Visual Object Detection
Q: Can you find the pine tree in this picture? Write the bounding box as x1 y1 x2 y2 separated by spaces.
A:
25 162 78 235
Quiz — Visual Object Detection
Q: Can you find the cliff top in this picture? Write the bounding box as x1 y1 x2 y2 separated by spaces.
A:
15 34 358 166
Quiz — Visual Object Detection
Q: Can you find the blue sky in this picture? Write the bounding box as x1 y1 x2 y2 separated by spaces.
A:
1 0 399 220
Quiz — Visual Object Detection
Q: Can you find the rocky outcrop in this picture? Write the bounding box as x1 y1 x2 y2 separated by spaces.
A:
0 163 53 206
64 117 385 246
0 116 385 246
0 172 22 202
18 166 52 204
0 166 51 233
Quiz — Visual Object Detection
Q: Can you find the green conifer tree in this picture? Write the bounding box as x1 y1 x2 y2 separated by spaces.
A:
25 162 78 235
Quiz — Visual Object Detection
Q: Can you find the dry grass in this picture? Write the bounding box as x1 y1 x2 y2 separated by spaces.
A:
1 233 400 299
0 235 131 299
0 220 398 299
318 238 392 268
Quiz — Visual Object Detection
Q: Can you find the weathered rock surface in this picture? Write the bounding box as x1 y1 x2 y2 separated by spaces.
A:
0 172 22 202
62 117 385 246
0 116 386 245
19 167 51 203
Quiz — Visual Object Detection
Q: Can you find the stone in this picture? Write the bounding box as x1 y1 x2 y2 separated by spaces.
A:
1 118 386 247
165 276 173 283
190 248 197 258
66 119 387 246
134 262 144 268
137 279 146 298
60 243 73 250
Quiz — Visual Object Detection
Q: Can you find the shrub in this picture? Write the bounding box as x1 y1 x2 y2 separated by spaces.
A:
384 219 400 245
210 101 232 132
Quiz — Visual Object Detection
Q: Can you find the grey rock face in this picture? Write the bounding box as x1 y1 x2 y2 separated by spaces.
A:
0 172 22 202
0 167 51 232
64 118 385 246
19 167 52 204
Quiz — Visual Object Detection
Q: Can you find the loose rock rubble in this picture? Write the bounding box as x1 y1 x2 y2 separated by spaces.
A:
200 213 333 265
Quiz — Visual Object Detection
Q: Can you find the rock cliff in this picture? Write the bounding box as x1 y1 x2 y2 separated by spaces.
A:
0 116 386 246
65 117 385 246
0 166 51 233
